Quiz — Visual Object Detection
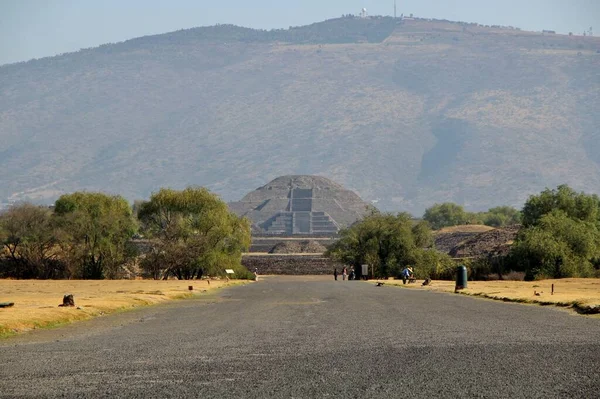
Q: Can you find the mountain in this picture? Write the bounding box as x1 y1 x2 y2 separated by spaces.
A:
1 16 599 214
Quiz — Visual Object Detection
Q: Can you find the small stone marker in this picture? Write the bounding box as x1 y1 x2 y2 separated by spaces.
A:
59 294 75 307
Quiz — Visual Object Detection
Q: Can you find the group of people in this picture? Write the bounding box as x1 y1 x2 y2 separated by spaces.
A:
333 267 356 281
333 266 415 283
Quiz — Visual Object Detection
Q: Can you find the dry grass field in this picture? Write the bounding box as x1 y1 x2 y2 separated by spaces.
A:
0 279 247 337
374 278 600 314
435 225 496 234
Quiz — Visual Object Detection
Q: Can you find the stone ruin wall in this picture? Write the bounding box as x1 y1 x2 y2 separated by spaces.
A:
242 255 343 275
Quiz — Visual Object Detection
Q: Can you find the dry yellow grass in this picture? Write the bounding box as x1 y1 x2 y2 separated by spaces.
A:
435 225 495 234
243 253 325 256
0 279 247 337
374 278 600 313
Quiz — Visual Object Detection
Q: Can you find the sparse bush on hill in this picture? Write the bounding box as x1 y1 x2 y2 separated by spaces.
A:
480 206 522 227
137 187 251 280
423 203 472 230
424 203 521 229
326 212 454 279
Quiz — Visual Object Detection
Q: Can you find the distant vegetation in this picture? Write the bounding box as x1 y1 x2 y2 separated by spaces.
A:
0 188 251 280
423 203 521 229
1 185 599 281
125 16 397 47
329 185 600 281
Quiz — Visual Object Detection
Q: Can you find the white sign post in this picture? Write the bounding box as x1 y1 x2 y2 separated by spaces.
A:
361 264 369 279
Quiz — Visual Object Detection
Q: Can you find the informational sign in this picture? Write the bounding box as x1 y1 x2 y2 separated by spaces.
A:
225 269 235 274
361 264 369 277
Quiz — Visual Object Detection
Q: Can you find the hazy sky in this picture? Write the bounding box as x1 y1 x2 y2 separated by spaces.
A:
1 0 598 65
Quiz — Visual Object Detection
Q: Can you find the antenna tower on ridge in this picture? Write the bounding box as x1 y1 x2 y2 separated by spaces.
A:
394 0 397 19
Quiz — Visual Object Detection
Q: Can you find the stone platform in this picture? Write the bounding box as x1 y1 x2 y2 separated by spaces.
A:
242 254 342 275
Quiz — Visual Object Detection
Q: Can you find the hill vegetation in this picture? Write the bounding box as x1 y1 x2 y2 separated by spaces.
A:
1 16 599 213
423 203 521 229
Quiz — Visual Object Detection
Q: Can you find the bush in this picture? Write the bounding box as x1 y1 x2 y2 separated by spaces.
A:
138 187 252 280
508 185 600 279
423 203 521 229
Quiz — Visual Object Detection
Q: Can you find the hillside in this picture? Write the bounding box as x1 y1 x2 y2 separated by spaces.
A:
1 16 599 213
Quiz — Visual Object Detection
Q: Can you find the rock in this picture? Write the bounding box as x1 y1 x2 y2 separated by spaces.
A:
58 294 75 307
448 225 521 259
269 240 327 254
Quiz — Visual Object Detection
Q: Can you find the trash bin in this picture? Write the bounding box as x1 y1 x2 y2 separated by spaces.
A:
456 265 467 290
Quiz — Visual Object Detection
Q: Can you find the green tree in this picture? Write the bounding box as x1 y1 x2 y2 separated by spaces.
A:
137 187 251 280
54 192 137 279
481 206 522 227
0 204 65 279
521 184 600 227
511 210 599 279
423 203 470 230
509 185 600 279
326 213 453 279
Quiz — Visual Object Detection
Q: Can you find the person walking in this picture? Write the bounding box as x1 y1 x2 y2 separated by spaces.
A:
334 268 338 281
342 267 348 281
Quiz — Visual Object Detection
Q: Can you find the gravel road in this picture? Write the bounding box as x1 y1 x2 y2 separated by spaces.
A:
1 276 599 398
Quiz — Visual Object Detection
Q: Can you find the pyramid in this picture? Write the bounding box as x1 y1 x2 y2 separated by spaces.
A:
229 175 373 235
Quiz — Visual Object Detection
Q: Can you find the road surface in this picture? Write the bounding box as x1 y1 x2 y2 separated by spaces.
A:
1 276 599 398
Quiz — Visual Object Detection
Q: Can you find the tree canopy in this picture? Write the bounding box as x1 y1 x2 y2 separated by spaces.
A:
510 185 600 279
326 212 454 279
480 206 521 227
54 192 137 279
521 184 600 227
0 204 64 279
423 203 470 230
423 203 521 229
137 187 251 280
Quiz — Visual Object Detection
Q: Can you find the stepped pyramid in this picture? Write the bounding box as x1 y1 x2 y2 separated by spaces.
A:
229 175 373 235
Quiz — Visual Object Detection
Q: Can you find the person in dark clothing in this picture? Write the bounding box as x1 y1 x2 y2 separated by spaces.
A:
334 268 338 281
